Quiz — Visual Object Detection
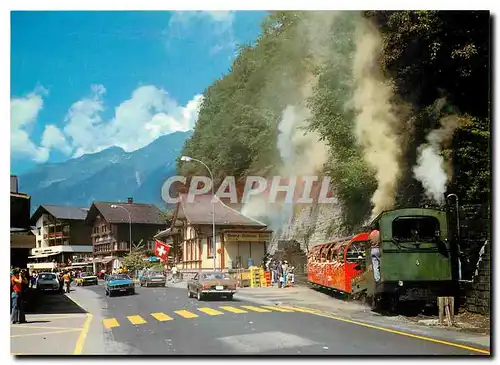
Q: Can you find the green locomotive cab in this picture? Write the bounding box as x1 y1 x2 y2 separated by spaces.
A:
351 208 456 311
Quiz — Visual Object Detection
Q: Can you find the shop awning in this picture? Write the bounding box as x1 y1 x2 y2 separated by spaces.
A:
102 258 116 264
29 251 62 259
28 254 51 259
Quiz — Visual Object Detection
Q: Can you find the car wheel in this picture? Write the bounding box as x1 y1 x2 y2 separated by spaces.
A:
227 294 234 300
187 289 193 298
130 289 135 295
140 281 143 287
109 290 114 297
197 290 203 301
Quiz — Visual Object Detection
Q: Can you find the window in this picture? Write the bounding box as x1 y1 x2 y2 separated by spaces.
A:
345 241 366 264
207 237 213 258
392 216 441 243
203 272 230 280
37 228 41 235
37 240 41 247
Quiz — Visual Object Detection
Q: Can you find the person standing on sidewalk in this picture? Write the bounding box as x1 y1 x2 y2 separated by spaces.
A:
11 268 27 324
62 271 71 293
276 260 283 288
281 261 289 288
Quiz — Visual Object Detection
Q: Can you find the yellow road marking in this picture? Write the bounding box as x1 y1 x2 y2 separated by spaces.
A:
73 313 93 355
11 329 81 338
220 306 248 314
102 318 120 328
261 306 295 312
11 325 83 330
241 306 272 313
174 310 198 319
198 307 224 316
127 315 147 325
151 312 173 321
281 306 319 314
284 306 490 355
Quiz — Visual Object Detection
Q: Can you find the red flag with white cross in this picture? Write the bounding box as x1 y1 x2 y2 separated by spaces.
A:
155 239 171 262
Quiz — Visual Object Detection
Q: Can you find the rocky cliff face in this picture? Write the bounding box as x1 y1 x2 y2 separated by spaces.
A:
268 197 345 253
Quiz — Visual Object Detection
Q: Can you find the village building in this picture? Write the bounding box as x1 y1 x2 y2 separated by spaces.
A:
10 175 35 268
155 193 273 272
85 198 165 273
28 205 93 271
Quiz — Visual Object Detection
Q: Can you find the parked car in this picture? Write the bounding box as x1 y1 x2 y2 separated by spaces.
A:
75 272 98 286
36 272 60 292
140 271 166 287
187 271 237 301
105 274 135 297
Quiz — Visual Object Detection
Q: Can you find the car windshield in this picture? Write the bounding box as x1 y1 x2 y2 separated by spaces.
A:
109 274 131 281
202 273 230 280
40 273 56 280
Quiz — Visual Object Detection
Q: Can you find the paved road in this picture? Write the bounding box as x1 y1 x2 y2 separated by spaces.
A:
75 283 488 355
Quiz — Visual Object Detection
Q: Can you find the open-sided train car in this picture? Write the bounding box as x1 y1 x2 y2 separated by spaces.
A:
307 232 369 294
307 207 459 311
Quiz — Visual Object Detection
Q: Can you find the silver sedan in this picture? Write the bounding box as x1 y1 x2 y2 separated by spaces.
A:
139 272 166 287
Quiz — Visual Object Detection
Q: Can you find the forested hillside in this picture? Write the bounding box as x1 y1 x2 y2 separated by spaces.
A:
178 11 490 233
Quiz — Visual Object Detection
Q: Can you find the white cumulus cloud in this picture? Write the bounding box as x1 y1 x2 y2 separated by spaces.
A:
10 87 50 163
168 11 236 55
63 84 204 157
41 125 72 156
10 84 204 163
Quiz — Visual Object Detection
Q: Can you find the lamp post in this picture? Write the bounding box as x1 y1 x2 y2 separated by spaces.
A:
180 155 216 271
111 204 132 254
446 194 461 281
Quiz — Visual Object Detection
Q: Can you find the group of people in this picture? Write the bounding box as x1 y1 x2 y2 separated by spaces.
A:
268 260 295 288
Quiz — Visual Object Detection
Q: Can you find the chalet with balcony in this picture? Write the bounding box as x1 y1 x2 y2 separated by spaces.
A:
85 198 166 272
155 193 273 272
28 205 92 271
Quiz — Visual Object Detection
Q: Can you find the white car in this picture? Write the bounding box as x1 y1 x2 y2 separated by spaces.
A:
36 272 60 291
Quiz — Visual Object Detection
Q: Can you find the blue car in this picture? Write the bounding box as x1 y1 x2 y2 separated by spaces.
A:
105 274 135 297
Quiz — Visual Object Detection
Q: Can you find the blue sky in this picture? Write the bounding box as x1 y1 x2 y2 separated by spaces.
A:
10 11 268 175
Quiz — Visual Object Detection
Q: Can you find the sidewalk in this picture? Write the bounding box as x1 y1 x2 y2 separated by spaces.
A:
11 287 90 356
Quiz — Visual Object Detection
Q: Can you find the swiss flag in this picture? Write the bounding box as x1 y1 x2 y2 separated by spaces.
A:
155 239 172 262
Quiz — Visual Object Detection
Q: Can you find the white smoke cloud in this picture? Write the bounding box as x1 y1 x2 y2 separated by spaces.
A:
413 113 462 204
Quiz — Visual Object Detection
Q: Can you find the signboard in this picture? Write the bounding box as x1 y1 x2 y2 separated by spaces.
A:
224 232 272 242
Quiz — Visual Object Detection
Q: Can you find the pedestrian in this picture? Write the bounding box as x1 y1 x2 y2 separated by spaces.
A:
270 260 277 285
11 268 28 324
369 228 381 282
62 271 71 293
58 271 64 292
288 265 295 287
282 261 289 288
276 260 283 288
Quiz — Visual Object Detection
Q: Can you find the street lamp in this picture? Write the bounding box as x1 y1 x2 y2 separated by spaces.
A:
180 155 217 271
111 204 132 254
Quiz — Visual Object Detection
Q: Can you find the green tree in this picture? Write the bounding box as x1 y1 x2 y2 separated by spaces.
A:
122 251 153 276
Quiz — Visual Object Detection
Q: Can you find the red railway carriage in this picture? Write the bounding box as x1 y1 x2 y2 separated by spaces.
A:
307 233 370 294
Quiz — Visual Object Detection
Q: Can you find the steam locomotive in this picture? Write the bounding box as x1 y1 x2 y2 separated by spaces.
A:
307 202 461 311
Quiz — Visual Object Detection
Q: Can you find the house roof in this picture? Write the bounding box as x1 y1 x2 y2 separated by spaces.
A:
86 201 165 225
31 205 89 224
176 194 266 227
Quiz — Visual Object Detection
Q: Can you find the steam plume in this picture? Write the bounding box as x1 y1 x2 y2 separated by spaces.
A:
350 20 403 218
413 113 462 204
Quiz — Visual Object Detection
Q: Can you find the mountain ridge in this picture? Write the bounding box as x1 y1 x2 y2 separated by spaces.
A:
17 131 192 213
